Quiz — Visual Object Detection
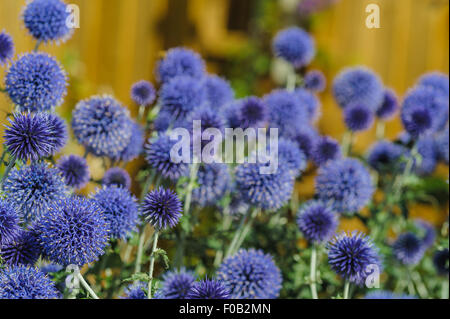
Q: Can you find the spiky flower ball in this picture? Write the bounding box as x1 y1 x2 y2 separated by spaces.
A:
0 31 14 65
102 167 131 189
367 140 405 173
344 103 374 132
433 248 449 276
292 125 320 159
141 187 182 230
0 265 60 299
332 67 384 111
221 101 242 129
3 162 67 222
92 186 139 239
157 47 205 83
36 196 109 266
131 80 155 106
156 269 197 299
273 27 315 68
237 97 269 129
401 103 432 138
204 75 234 110
56 155 90 189
114 121 144 163
186 279 230 299
122 282 147 299
328 232 381 285
297 200 338 243
311 136 341 166
294 88 321 123
415 135 438 176
392 232 425 266
23 0 72 43
376 89 398 120
72 95 132 158
0 230 40 266
364 290 416 299
436 127 449 165
315 158 374 214
304 69 326 92
418 72 449 98
0 199 21 246
192 164 231 207
153 110 173 133
278 138 307 177
5 52 67 112
217 249 282 299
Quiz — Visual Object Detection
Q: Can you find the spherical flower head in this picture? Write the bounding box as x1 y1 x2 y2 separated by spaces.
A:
144 134 189 181
0 230 40 266
344 103 375 132
23 0 72 43
332 67 384 111
392 232 425 266
204 75 234 110
401 103 433 138
311 136 342 166
157 268 197 299
364 290 416 299
415 135 438 176
131 80 156 106
433 248 449 276
0 31 14 65
367 140 405 173
92 186 139 239
114 121 145 163
415 219 436 249
141 187 182 230
297 200 338 243
3 162 67 222
418 72 449 98
278 138 307 177
315 158 374 214
153 110 174 133
102 167 131 190
273 27 315 68
159 76 207 119
192 164 231 207
221 100 242 129
186 278 230 299
328 232 382 285
304 69 326 92
56 154 90 189
294 88 321 122
157 47 205 83
237 96 269 129
72 95 133 158
0 199 21 246
0 265 60 299
436 127 449 165
36 196 109 266
217 249 282 299
292 125 320 158
122 281 147 299
5 52 67 112
376 88 398 120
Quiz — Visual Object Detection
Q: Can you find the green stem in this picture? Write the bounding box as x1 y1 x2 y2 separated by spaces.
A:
286 72 297 92
134 231 146 274
225 208 259 258
137 105 146 122
147 230 159 299
441 280 449 299
34 40 41 52
343 280 351 299
0 156 16 189
342 131 353 157
310 245 318 299
77 273 99 299
392 145 417 201
376 121 386 140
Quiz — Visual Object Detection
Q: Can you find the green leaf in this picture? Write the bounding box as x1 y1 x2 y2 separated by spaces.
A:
123 273 151 283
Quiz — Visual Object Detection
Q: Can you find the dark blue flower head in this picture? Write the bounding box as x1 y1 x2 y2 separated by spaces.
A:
273 27 315 68
418 72 449 98
36 196 109 266
376 89 398 120
192 164 231 207
333 67 384 111
122 281 147 299
0 199 21 246
415 135 438 175
72 95 133 158
92 186 139 239
57 154 90 190
5 52 67 112
294 88 321 123
436 127 449 165
0 229 40 266
186 278 230 299
433 248 449 276
141 187 182 230
297 200 338 243
153 110 174 133
292 125 320 159
144 134 189 181
131 80 156 106
392 232 425 266
278 138 307 177
367 140 405 173
157 47 205 83
204 75 234 110
114 121 145 163
157 268 197 299
328 232 382 285
315 158 374 214
221 100 242 129
102 167 131 190
23 0 72 43
0 31 14 65
304 69 326 92
237 96 269 129
3 162 67 222
217 249 282 299
364 290 416 299
401 103 433 138
311 136 341 166
0 265 60 299
344 103 375 132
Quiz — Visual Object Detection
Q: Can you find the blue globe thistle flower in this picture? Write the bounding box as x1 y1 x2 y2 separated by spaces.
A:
0 230 40 266
0 199 21 246
364 290 416 299
418 72 449 98
217 249 282 299
237 97 269 130
433 248 449 276
367 140 405 173
415 219 436 249
204 75 234 110
328 232 382 285
235 157 295 210
392 232 425 266
40 263 63 275
415 135 438 176
332 67 384 111
102 167 131 190
92 186 139 239
401 103 433 138
192 164 231 207
297 200 338 244
304 69 326 92
114 121 145 163
23 0 72 44
157 47 205 83
436 127 449 165
72 95 133 158
311 136 341 166
272 27 315 68
294 88 321 122
144 134 189 181
131 80 155 106
221 100 242 129
36 196 109 266
292 125 320 159
0 265 60 299
3 162 67 222
153 110 174 133
157 268 197 299
122 281 147 299
186 278 230 299
344 103 375 132
5 52 67 112
141 187 182 230
0 31 14 65
278 138 307 177
376 89 398 120
227 191 250 216
315 158 374 214
56 155 90 190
